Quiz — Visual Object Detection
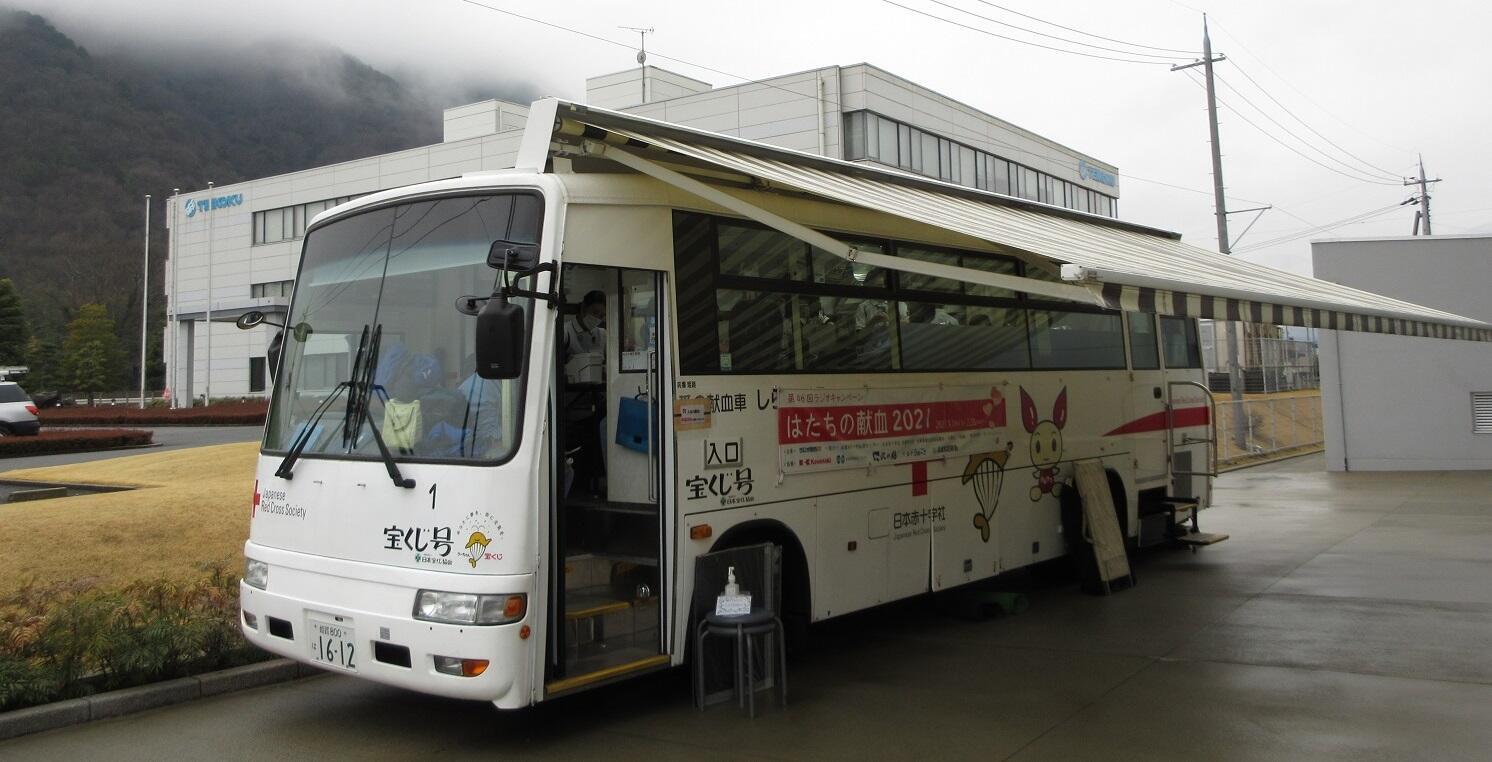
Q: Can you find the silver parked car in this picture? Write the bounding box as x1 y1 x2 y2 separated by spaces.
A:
0 381 41 436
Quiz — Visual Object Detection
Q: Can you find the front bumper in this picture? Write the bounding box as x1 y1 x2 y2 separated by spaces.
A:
239 542 536 706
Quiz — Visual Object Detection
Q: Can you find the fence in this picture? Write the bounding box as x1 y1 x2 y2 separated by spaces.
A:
1200 322 1321 394
1213 393 1324 466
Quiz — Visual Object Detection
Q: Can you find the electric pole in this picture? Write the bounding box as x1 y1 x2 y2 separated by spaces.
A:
1404 155 1439 235
1174 15 1247 450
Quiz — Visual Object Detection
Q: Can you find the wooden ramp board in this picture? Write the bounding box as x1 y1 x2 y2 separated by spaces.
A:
1074 461 1132 592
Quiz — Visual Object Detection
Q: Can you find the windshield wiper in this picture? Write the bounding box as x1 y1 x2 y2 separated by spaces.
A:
274 325 415 489
275 381 350 481
344 324 416 489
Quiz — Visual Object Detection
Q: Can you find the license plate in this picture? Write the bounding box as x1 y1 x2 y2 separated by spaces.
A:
307 616 358 671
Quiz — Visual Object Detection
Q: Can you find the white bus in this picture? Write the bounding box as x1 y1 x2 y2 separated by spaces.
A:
239 99 1486 707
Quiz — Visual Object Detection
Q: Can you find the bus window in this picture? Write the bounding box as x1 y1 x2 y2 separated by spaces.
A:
1160 316 1202 368
718 289 795 372
800 295 895 371
1028 310 1125 369
718 222 809 281
810 243 885 288
900 302 1029 370
1127 313 1161 370
960 254 1020 300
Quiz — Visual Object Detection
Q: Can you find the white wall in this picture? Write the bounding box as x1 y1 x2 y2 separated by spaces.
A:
1313 235 1492 470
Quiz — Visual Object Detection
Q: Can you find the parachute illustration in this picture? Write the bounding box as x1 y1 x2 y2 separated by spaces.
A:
464 531 491 568
964 442 1014 543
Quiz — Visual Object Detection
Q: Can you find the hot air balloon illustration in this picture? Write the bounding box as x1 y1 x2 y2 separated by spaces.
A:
464 531 491 568
963 442 1014 543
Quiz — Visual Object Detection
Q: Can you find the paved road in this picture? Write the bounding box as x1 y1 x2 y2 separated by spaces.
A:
0 426 261 472
4 461 1492 759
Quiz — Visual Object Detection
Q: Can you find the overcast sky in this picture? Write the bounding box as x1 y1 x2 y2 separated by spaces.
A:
24 0 1492 274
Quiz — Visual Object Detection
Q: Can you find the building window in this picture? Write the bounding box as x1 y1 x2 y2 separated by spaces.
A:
250 280 293 298
249 357 266 393
842 111 1117 217
252 195 362 244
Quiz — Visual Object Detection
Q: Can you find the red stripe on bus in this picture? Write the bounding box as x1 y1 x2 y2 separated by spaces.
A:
1103 406 1210 436
911 461 928 496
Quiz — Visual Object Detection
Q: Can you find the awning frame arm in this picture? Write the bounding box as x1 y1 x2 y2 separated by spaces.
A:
584 140 1104 306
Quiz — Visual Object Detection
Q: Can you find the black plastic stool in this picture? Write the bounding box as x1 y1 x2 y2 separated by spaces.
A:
694 609 787 717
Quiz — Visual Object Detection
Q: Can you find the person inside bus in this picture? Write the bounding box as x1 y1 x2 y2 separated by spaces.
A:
907 301 960 325
441 353 503 459
563 289 607 497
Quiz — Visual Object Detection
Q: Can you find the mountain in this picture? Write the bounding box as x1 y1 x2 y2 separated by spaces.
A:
0 8 483 383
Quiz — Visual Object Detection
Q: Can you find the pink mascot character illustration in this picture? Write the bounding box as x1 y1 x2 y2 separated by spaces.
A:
1021 386 1067 501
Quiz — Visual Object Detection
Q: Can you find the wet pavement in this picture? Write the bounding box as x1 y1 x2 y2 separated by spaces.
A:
3 457 1490 760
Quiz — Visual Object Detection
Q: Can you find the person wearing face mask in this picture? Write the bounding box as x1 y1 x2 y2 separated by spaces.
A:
564 290 607 361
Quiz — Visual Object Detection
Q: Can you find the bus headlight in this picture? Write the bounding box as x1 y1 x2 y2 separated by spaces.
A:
244 558 269 590
413 591 526 625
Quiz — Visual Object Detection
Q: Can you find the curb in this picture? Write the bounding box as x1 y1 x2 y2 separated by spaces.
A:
0 658 319 742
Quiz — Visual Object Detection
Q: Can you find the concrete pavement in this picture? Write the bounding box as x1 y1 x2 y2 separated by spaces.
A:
2 460 1490 760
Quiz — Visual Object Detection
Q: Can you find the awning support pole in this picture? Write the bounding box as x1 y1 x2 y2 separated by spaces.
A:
585 140 1104 306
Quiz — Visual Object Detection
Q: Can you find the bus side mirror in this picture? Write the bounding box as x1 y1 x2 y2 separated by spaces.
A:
475 295 526 379
267 330 284 383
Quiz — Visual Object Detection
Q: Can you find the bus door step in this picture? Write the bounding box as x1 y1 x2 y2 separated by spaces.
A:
1176 531 1229 553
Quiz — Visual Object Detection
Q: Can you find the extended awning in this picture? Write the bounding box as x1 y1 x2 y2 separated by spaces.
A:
529 99 1491 342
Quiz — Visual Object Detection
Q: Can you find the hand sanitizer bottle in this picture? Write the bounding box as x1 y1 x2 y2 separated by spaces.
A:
724 566 739 596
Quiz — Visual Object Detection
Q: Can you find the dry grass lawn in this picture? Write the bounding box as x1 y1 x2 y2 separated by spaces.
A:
0 443 257 596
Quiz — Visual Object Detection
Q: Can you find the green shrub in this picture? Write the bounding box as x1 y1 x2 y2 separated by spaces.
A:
0 566 266 712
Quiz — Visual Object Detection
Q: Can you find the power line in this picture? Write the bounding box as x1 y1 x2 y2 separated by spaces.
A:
1213 72 1401 183
968 0 1201 55
1224 61 1404 180
922 0 1195 61
1233 203 1402 252
880 0 1179 65
1179 69 1401 186
1208 18 1416 157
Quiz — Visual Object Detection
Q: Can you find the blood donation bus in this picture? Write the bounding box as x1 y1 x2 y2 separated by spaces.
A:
237 99 1491 708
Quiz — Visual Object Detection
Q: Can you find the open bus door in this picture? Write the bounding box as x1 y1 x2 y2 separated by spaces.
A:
545 264 671 695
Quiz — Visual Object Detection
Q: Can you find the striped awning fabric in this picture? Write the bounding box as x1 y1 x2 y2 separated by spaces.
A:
552 102 1491 342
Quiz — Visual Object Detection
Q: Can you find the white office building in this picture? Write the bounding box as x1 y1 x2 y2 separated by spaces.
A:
164 63 1122 402
1314 234 1492 470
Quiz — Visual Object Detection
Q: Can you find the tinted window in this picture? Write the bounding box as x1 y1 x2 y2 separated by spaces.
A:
1029 310 1125 369
0 384 27 403
1128 313 1161 370
1161 316 1202 368
719 222 807 281
900 302 1029 370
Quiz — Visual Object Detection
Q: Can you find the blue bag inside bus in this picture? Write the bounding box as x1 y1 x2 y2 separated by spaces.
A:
615 395 652 453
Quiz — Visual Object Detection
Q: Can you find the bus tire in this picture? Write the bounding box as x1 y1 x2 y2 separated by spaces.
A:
709 521 812 655
1059 469 1134 595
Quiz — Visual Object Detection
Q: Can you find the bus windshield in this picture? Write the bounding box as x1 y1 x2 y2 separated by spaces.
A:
264 192 543 464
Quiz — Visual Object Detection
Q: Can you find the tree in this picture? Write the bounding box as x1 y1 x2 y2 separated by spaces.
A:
0 277 28 365
61 303 123 404
22 335 59 391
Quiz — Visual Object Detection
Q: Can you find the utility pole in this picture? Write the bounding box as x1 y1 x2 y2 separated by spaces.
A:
1404 154 1440 235
139 194 150 409
1174 15 1247 450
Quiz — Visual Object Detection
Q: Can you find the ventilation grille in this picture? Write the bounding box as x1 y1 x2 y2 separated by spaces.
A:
1475 392 1492 434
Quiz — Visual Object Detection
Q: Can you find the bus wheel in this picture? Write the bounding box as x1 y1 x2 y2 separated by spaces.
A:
708 521 812 655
